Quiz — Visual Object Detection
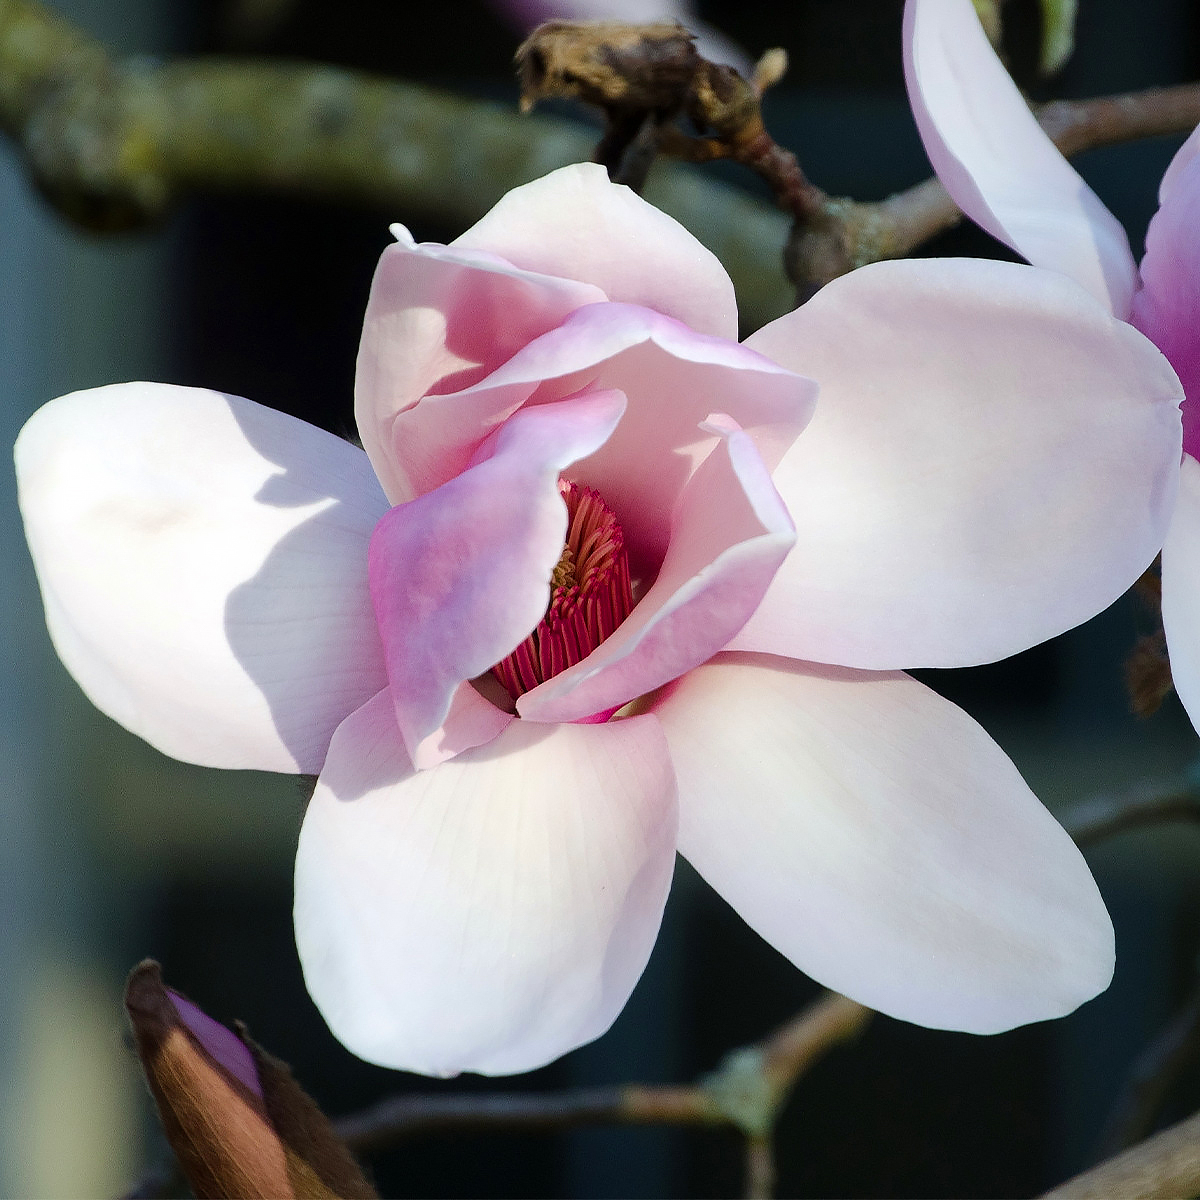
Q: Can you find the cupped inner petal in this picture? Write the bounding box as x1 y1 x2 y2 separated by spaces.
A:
15 382 390 774
737 256 1182 670
447 302 816 576
903 0 1136 315
1129 146 1200 455
355 232 606 503
518 417 796 724
369 388 625 765
453 162 739 340
294 689 678 1077
653 653 1113 1033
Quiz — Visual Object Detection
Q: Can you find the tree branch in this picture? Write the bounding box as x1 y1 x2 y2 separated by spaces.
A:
0 0 792 324
332 992 870 1166
4 2 1200 323
1061 786 1200 847
1041 1107 1200 1199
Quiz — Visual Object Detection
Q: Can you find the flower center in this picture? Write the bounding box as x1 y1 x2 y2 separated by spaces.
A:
492 480 633 700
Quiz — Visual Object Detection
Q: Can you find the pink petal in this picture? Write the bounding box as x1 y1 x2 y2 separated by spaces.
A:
454 164 739 340
15 383 389 773
1129 138 1200 457
519 417 795 722
294 689 678 1076
355 228 606 502
736 257 1182 669
1161 454 1200 734
369 389 624 766
447 302 815 575
654 654 1114 1032
1158 123 1200 205
903 0 1136 314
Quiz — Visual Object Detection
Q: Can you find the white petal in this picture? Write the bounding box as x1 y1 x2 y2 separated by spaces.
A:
295 691 679 1076
16 383 389 773
1161 454 1200 734
903 0 1136 314
738 257 1182 669
654 654 1114 1032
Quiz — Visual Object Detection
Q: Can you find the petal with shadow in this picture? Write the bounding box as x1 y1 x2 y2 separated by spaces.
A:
16 383 388 773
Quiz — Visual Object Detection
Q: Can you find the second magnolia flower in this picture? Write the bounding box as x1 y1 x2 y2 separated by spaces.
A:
16 163 1184 1075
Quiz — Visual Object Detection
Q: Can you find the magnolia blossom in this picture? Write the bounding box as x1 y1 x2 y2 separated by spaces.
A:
905 0 1200 728
16 164 1184 1076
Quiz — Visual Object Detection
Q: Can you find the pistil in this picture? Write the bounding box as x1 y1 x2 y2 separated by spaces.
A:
493 480 634 701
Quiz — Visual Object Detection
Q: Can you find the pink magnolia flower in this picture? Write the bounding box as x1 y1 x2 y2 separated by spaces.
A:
16 164 1183 1076
904 0 1200 729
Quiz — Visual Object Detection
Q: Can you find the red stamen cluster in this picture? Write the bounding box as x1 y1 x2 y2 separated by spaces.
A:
493 480 634 700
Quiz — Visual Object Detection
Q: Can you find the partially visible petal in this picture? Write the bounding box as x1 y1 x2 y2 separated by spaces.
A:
654 654 1113 1032
16 383 389 774
1158 122 1200 205
1161 454 1200 734
355 231 605 502
369 390 624 765
738 258 1182 669
1129 143 1200 456
519 418 795 722
454 164 739 340
450 302 815 574
903 0 1136 314
294 690 678 1076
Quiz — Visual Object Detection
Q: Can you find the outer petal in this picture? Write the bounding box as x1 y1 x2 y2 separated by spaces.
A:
355 230 606 502
447 302 815 574
369 389 624 766
294 689 678 1076
903 0 1136 314
1129 135 1200 457
654 654 1113 1032
16 383 389 773
737 258 1182 669
454 163 739 340
1161 454 1200 733
519 417 795 723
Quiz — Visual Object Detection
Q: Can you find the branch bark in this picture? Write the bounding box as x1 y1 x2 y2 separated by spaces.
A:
1041 1107 1200 1199
4 1 1200 324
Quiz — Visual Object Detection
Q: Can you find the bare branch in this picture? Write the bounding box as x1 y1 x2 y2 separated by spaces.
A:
334 1084 722 1155
1097 984 1200 1156
331 991 869 1176
1041 1106 1200 1199
4 2 1200 321
1061 786 1200 847
0 0 791 324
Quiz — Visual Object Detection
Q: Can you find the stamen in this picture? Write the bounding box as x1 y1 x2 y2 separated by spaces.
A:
493 479 634 702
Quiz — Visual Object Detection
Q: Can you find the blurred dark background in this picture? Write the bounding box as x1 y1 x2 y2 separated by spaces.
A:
2 1 1200 1196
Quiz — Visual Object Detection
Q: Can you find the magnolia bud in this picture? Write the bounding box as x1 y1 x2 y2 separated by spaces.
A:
124 961 375 1200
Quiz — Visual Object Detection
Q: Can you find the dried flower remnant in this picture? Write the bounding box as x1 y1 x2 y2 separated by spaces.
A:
515 20 818 215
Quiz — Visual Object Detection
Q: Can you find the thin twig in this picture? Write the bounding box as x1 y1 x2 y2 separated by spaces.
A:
334 1083 722 1154
1062 788 1200 847
1041 1106 1200 1199
334 991 869 1155
1097 983 1200 1157
743 1134 775 1200
3 1 1200 320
